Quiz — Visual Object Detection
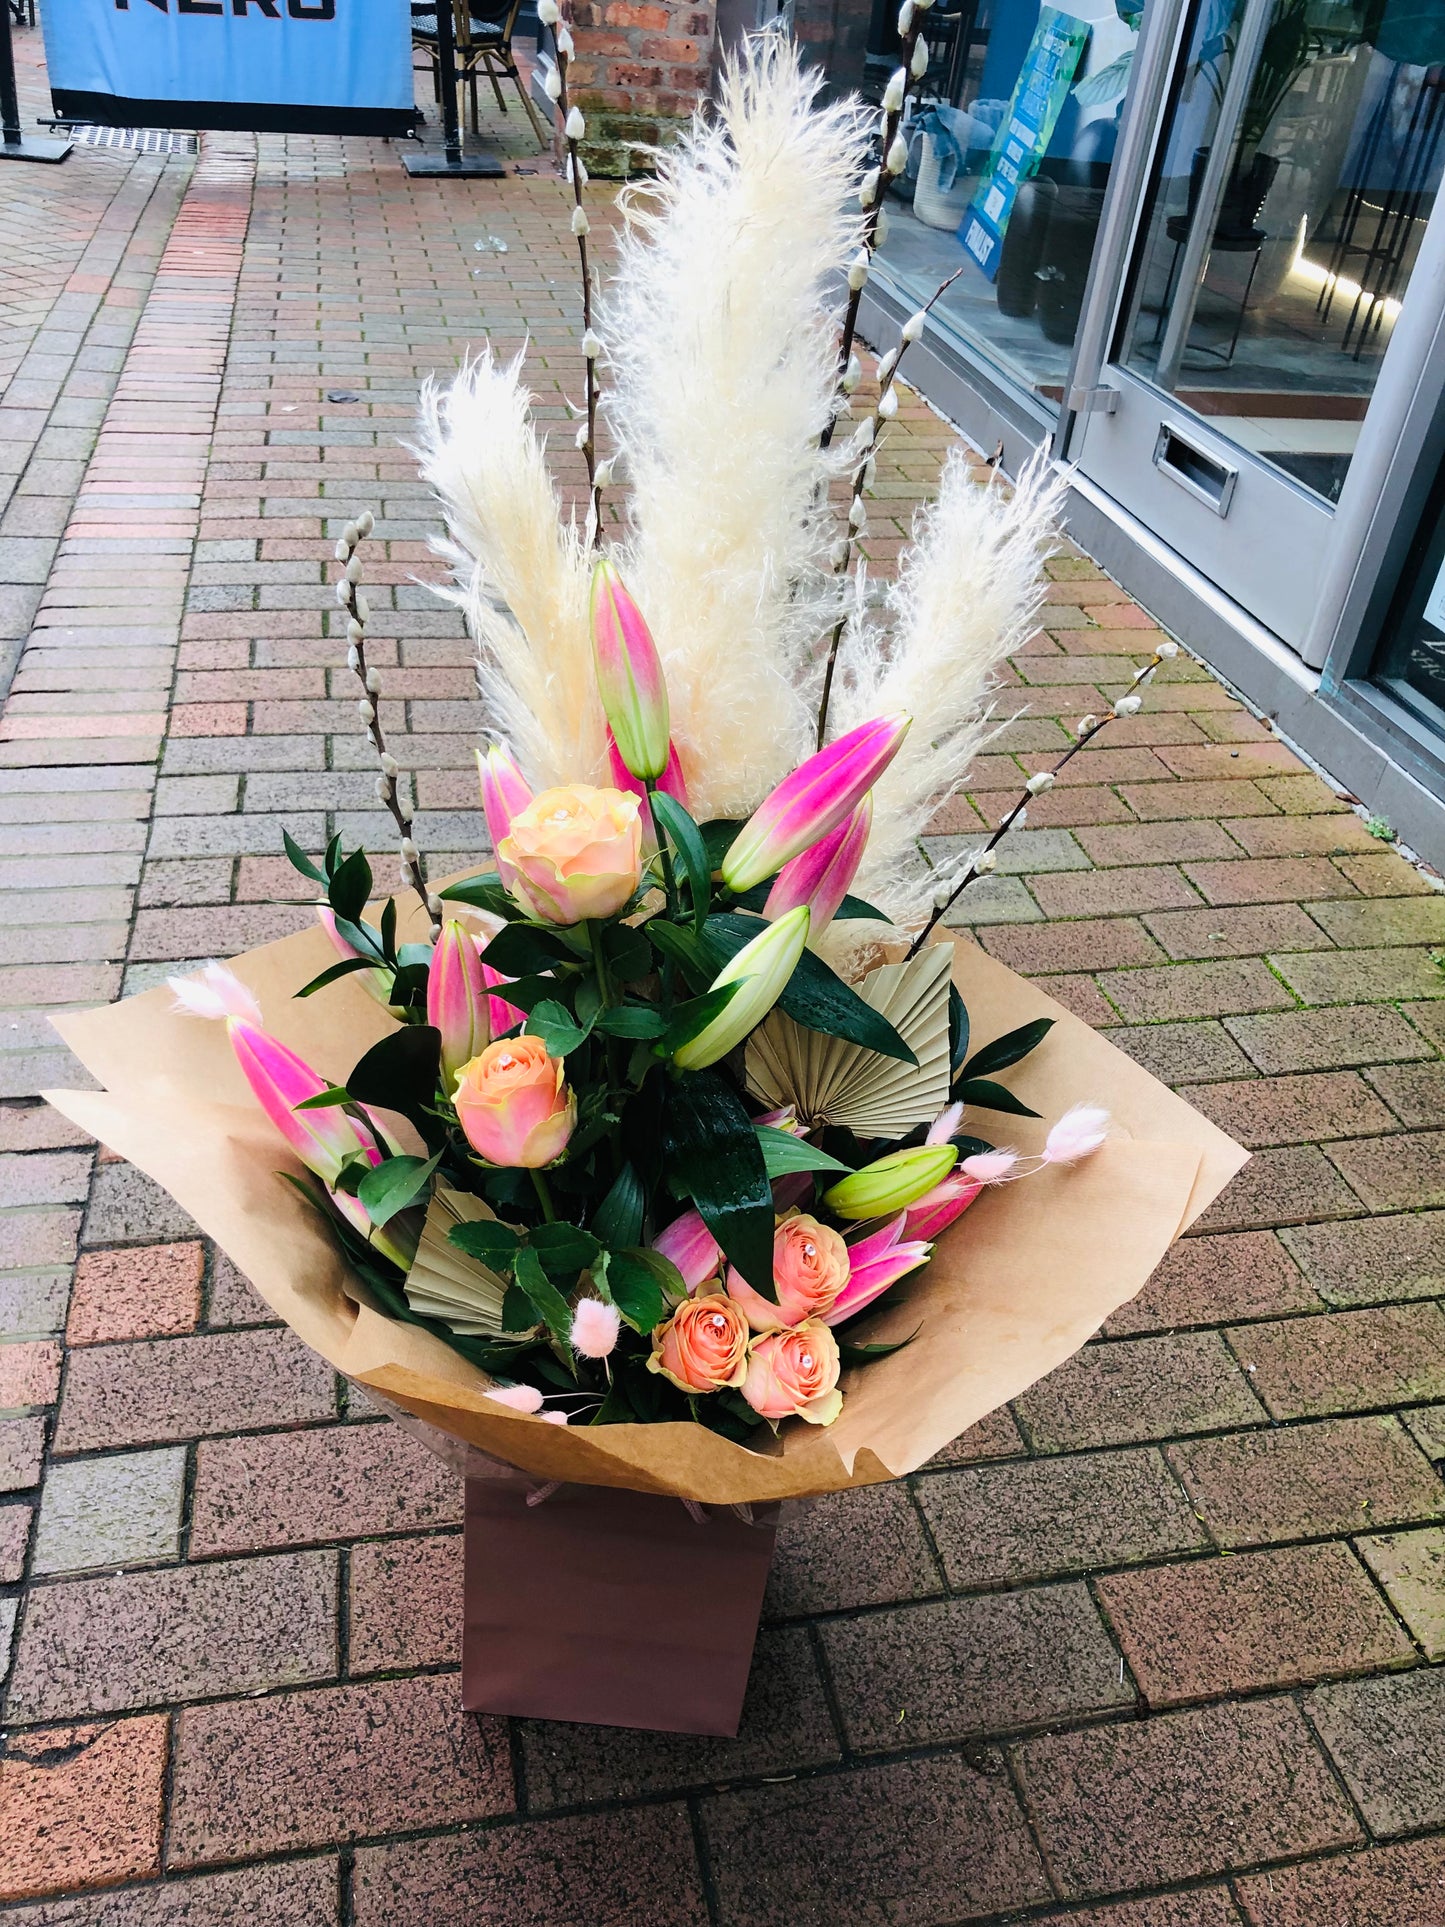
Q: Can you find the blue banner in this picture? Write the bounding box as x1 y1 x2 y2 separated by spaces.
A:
42 0 418 135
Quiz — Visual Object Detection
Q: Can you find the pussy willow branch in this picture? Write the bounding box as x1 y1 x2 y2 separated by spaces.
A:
821 0 933 451
904 645 1177 957
547 8 604 544
333 517 442 940
815 263 966 749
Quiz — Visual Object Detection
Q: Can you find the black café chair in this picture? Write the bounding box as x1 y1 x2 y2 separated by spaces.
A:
412 0 549 149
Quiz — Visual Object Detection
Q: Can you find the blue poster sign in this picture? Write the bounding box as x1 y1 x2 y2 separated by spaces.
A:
42 0 418 135
959 6 1090 281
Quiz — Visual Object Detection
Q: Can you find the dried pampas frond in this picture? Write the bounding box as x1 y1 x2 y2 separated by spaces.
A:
415 351 606 791
838 445 1066 926
602 33 870 818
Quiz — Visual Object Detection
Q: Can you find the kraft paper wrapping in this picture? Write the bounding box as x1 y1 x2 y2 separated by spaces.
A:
44 922 1247 1506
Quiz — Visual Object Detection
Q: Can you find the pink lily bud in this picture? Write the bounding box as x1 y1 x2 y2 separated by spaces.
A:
652 1208 722 1292
477 743 532 852
823 1215 932 1326
903 1173 983 1240
590 559 671 781
428 920 490 1083
1043 1104 1110 1165
225 1019 384 1188
722 714 910 894
763 795 871 936
316 908 393 1007
605 727 689 849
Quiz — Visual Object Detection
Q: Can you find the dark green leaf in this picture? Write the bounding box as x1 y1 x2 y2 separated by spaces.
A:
606 1248 673 1334
397 942 433 972
657 983 740 1056
601 922 653 981
529 1221 601 1281
328 847 373 926
952 1136 995 1161
954 1077 1041 1118
482 922 578 976
283 830 326 884
448 1219 521 1265
379 896 398 962
948 984 970 1077
591 1162 645 1247
662 1068 774 1295
295 955 387 1000
356 1149 442 1227
525 998 591 1057
323 833 342 878
644 916 712 992
439 871 515 919
293 1085 353 1110
594 1003 666 1040
329 911 386 964
834 893 890 921
389 962 430 1011
347 1025 442 1131
703 913 916 1065
501 1283 537 1333
574 976 603 1029
651 792 713 935
698 818 745 871
961 1016 1055 1082
755 1124 852 1179
837 1325 921 1365
588 1377 639 1424
513 1244 576 1360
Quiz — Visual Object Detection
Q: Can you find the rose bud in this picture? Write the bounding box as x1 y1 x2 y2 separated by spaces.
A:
590 559 672 781
822 1141 959 1221
742 1320 843 1426
651 1208 722 1292
648 1292 750 1394
497 783 643 924
477 742 532 850
763 795 871 938
453 1036 575 1168
427 920 490 1082
721 713 910 894
726 1213 850 1331
672 905 810 1071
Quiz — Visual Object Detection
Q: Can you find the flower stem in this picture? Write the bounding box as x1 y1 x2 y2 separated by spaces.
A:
531 1168 558 1222
587 917 614 1007
645 778 680 914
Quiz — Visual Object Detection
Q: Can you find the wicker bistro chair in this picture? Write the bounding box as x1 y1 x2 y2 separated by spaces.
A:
412 0 549 148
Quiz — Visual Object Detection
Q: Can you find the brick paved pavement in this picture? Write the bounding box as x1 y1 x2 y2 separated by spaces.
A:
2 31 1445 1925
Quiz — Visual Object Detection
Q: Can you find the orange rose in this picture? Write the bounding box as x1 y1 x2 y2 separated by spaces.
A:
742 1320 843 1426
453 1036 574 1168
648 1292 749 1395
497 783 643 924
726 1213 849 1331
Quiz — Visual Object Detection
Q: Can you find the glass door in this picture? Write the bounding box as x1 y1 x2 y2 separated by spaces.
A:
1069 0 1445 650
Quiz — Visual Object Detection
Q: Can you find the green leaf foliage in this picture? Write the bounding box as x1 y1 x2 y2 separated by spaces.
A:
960 1016 1054 1082
650 792 713 934
356 1149 443 1227
606 1248 673 1334
590 1162 645 1247
347 1025 442 1132
954 1076 1041 1118
438 871 516 919
755 1124 852 1179
836 1326 920 1365
529 1221 601 1282
703 913 916 1065
295 955 386 1000
327 847 373 926
698 818 745 870
601 922 653 981
657 983 740 1056
948 984 970 1077
513 1245 577 1361
283 830 326 884
525 998 592 1057
448 1219 521 1265
662 1067 775 1295
644 916 712 991
482 922 578 976
593 1003 667 1040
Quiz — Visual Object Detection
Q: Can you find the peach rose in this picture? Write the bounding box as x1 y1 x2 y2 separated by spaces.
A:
453 1036 575 1168
648 1293 749 1395
742 1320 843 1426
726 1213 850 1331
497 783 643 924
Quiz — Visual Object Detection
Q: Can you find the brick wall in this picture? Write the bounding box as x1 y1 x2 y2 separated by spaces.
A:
569 0 716 176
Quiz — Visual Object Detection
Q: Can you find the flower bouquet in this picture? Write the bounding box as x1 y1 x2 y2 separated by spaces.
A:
46 38 1245 1735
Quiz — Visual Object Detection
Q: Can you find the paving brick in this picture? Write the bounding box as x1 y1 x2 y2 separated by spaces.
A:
981 917 1165 974
1325 1130 1445 1210
1235 1836 1445 1927
1169 1415 1445 1545
702 1751 1049 1926
1306 1669 1445 1836
66 1241 203 1344
1257 773 1352 813
0 1272 70 1340
347 1532 460 1674
915 1448 1207 1588
1225 1004 1433 1075
1141 902 1335 961
1362 1059 1445 1126
82 1162 198 1246
1014 1697 1361 1898
765 1481 942 1617
32 1446 185 1576
0 1860 342 1924
1072 819 1242 866
1358 1526 1445 1658
1034 1896 1244 1927
1283 1212 1445 1305
0 1716 167 1902
1222 812 1380 857
1192 1145 1364 1232
0 1501 29 1583
0 1416 44 1491
204 1250 275 1327
1035 971 1119 1023
1404 998 1445 1049
169 1674 511 1864
1271 947 1445 1005
1098 959 1295 1024
0 1154 90 1209
522 1626 838 1806
823 1582 1132 1750
1182 857 1358 906
1104 1020 1254 1085
1305 894 1445 947
0 1340 60 1410
352 1809 707 1927
189 1420 461 1554
1118 780 1279 821
925 1403 1026 1465
1230 1303 1445 1419
1187 1071 1391 1148
1097 1542 1412 1706
1335 850 1440 894
1028 866 1202 919
10 1548 337 1720
1014 1332 1265 1450
1107 1231 1319 1335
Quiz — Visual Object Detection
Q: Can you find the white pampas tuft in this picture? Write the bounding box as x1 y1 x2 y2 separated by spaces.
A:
836 445 1066 925
169 961 263 1026
1042 1104 1110 1164
600 34 870 817
570 1297 622 1358
413 351 606 790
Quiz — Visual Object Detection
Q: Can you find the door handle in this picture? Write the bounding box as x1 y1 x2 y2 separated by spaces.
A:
1152 422 1238 515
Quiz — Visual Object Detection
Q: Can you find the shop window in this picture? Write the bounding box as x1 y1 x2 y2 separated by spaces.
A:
1374 454 1445 739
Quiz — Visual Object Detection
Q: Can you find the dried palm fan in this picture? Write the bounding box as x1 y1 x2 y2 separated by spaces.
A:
745 944 952 1136
404 1188 514 1336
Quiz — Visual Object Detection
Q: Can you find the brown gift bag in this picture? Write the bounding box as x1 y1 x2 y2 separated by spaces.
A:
45 923 1245 1731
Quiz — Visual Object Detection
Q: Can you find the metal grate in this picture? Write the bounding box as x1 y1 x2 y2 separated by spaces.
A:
61 124 199 155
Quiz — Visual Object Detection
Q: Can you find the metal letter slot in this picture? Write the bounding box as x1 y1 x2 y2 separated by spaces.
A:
1152 423 1238 517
